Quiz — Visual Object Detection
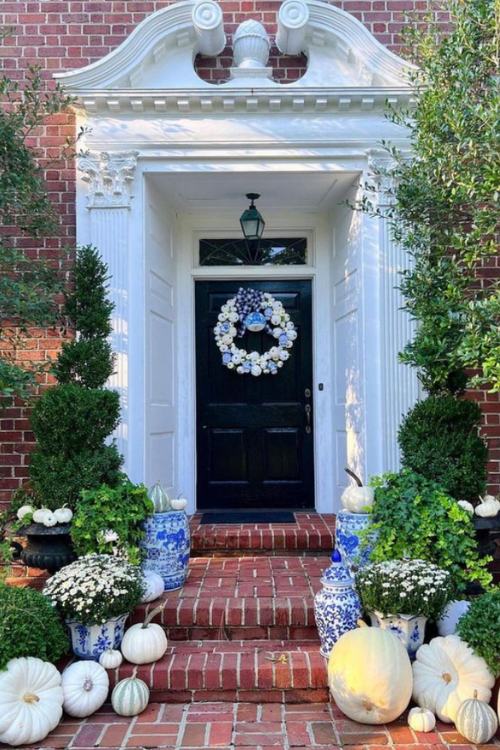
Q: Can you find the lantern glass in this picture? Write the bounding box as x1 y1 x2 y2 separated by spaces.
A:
239 194 265 242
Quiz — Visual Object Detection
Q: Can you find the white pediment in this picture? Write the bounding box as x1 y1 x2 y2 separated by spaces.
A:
55 0 415 100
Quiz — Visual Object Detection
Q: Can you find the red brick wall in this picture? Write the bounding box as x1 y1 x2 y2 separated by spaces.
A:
0 0 498 510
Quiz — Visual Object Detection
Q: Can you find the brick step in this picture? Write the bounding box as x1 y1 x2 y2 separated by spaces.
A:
111 640 329 704
190 513 335 555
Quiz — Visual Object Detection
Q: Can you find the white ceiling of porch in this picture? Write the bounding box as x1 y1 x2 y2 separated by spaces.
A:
148 171 360 212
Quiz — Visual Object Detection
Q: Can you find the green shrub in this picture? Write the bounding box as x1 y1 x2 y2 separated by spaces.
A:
399 395 487 501
457 588 500 677
369 470 492 593
0 583 69 669
72 478 154 564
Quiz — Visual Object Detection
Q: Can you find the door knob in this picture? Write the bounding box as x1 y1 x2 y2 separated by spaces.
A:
305 403 312 434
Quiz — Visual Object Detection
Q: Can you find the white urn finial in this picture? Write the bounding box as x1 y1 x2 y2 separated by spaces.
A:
192 0 226 57
233 19 270 69
276 0 309 55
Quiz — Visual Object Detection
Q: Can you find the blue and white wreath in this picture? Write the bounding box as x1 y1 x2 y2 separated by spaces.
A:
214 287 298 376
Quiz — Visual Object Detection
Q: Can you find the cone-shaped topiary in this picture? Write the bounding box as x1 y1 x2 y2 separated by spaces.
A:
30 246 122 510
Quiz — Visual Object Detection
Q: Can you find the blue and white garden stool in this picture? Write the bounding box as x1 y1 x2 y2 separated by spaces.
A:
314 550 362 658
141 510 190 591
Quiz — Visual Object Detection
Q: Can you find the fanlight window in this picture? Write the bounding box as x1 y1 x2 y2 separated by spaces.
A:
199 237 307 266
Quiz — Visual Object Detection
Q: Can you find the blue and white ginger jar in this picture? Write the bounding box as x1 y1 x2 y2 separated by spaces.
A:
314 550 362 658
141 510 191 591
335 510 377 575
66 613 128 661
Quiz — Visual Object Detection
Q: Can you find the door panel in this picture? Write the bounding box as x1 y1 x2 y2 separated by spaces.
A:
196 279 314 509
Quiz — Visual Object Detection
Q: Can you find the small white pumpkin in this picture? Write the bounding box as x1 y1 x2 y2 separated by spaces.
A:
111 677 149 716
457 500 474 514
170 497 187 511
16 504 34 521
455 690 498 743
54 506 73 524
340 468 374 513
61 661 109 718
412 635 495 723
140 570 165 603
328 621 413 724
0 657 63 747
99 648 123 670
121 606 167 665
33 508 51 524
408 707 436 733
475 495 500 517
42 511 58 527
437 600 470 637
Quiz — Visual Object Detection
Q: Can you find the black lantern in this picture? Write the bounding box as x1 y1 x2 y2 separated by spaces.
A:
239 193 265 244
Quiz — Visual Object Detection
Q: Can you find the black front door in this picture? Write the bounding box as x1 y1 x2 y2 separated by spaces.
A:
195 280 314 509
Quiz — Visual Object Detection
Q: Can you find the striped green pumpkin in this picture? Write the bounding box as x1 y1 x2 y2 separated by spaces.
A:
111 677 149 717
455 692 498 744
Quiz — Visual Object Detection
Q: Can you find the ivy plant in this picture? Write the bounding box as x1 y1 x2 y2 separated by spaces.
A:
456 588 500 677
71 477 154 564
368 470 492 593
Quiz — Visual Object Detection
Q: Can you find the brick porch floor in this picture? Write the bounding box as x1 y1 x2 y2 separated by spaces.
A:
11 701 500 749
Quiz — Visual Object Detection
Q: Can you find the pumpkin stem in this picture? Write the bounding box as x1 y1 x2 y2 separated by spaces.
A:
442 672 452 684
83 679 93 691
473 690 478 700
143 604 164 628
344 467 363 487
357 619 368 628
23 693 40 704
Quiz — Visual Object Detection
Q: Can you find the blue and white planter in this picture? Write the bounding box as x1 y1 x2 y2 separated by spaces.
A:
314 550 362 658
66 613 128 661
141 511 190 591
368 610 427 659
335 510 376 575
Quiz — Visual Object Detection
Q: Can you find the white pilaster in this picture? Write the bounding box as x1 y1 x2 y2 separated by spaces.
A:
78 151 139 468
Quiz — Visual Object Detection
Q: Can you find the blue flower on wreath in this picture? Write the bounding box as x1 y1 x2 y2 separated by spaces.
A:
222 352 232 364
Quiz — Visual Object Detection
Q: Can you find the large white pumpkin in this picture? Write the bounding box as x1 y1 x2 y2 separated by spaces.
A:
437 600 470 637
111 677 149 716
0 657 63 747
455 692 498 743
412 635 495 723
121 606 167 665
140 570 165 604
61 661 109 718
328 624 413 724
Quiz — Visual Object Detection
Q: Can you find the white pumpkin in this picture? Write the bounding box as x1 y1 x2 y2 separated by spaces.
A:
475 495 500 517
54 506 73 524
170 497 187 511
455 691 498 743
0 657 63 747
149 481 170 513
61 661 109 718
121 605 167 665
408 707 436 733
140 570 165 603
457 500 474 514
328 622 413 724
341 468 374 513
412 635 495 723
111 677 149 716
33 508 51 524
437 600 470 637
16 504 34 521
99 648 123 670
42 511 57 527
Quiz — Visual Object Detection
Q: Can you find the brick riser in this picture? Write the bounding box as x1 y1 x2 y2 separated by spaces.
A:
109 641 329 704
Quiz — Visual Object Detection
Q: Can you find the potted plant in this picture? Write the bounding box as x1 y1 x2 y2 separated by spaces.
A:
43 554 143 660
356 559 452 657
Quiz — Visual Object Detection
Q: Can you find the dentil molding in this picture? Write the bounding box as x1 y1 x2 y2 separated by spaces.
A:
78 151 139 208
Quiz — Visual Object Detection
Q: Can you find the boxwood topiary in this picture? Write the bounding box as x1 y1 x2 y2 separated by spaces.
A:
456 588 500 677
0 583 69 669
398 395 487 501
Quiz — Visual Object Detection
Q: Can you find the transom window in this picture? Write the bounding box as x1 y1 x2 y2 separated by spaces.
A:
199 237 307 266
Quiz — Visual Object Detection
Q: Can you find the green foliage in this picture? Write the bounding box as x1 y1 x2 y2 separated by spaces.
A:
0 65 73 403
456 588 500 677
29 247 122 509
369 470 492 593
72 478 154 565
0 583 69 669
398 395 487 501
357 0 499 393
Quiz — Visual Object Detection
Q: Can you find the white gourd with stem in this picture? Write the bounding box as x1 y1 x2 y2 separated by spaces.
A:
121 605 168 664
341 468 374 513
455 690 498 743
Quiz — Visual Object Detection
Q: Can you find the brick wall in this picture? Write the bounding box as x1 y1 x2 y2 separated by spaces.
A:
0 0 498 510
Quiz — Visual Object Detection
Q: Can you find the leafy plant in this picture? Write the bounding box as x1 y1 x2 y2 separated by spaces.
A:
71 478 154 564
43 554 143 625
0 65 74 403
369 470 492 593
398 395 487 501
0 583 69 669
456 588 500 677
29 246 122 509
355 0 499 393
356 559 452 620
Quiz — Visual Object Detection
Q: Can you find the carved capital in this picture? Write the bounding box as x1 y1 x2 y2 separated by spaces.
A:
78 150 139 208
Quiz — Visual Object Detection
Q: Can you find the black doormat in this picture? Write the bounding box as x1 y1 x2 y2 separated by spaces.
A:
200 511 296 524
